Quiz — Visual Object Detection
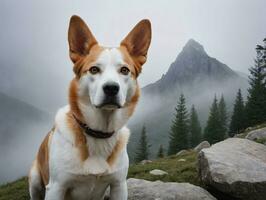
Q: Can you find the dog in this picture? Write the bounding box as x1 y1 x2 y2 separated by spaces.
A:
28 15 151 200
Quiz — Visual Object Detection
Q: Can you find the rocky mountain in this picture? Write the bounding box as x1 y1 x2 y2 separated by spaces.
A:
0 92 52 183
128 39 249 159
143 39 240 95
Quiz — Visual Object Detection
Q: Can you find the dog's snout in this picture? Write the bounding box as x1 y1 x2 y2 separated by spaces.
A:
103 82 119 96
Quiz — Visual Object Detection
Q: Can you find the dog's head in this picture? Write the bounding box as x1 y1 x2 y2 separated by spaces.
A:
68 15 151 112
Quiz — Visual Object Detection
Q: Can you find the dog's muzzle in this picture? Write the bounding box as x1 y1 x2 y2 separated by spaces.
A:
97 82 121 109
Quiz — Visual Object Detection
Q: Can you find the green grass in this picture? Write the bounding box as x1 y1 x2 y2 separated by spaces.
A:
128 150 201 185
235 122 266 139
0 177 29 200
0 151 199 199
255 137 266 144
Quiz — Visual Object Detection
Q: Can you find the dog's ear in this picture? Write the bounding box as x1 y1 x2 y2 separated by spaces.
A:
68 15 98 63
120 19 152 73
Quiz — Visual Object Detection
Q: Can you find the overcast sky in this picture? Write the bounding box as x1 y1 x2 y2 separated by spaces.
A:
1 0 266 87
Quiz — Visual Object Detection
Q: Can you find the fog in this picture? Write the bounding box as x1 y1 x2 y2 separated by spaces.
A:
0 0 266 111
0 0 265 183
0 122 51 183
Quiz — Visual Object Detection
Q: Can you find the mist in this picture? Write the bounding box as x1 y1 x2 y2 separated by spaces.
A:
0 121 51 184
0 0 265 112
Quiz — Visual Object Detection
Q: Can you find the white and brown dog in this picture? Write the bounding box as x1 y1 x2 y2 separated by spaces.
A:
28 15 151 200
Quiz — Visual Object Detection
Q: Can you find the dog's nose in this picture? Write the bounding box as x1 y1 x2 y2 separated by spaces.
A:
103 82 119 96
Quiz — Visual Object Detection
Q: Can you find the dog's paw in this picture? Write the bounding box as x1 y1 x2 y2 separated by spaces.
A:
83 156 110 175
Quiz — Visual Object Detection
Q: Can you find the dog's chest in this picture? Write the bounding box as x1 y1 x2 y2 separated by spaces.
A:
65 175 111 200
51 130 118 176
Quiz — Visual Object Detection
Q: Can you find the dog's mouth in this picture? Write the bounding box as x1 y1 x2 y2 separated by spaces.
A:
96 98 122 110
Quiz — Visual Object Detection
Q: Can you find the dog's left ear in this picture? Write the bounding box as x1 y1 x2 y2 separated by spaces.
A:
120 19 152 75
68 15 98 63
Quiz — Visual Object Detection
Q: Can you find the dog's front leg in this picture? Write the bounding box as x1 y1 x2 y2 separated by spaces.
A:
45 182 66 200
109 181 127 200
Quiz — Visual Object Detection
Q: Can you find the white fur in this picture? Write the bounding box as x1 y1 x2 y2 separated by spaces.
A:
43 106 130 200
79 48 137 111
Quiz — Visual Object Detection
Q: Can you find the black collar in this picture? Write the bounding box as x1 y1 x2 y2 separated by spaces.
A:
72 113 115 139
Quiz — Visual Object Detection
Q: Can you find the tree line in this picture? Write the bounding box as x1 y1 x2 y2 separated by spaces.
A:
134 37 266 162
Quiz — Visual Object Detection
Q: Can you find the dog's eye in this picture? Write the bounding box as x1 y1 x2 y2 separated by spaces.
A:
89 66 100 75
120 66 130 75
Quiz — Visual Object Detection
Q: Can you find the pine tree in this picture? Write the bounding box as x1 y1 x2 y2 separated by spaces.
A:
157 144 164 158
189 105 202 148
246 38 266 126
168 94 189 155
134 125 149 163
229 89 246 136
218 95 228 137
204 95 224 144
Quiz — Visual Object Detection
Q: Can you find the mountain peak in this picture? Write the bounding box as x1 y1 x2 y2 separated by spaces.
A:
183 39 205 53
143 38 242 94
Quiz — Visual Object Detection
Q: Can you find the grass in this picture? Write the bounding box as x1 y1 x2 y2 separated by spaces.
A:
0 151 199 199
0 177 29 200
234 122 266 139
255 137 266 144
128 150 200 185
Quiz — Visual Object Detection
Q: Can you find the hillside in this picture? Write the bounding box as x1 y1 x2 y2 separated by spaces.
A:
128 39 249 159
0 92 52 184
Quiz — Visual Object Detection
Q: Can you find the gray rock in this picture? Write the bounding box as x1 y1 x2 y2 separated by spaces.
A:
198 138 266 200
127 178 216 200
149 169 168 176
140 160 153 165
176 149 189 156
194 141 210 152
246 127 266 141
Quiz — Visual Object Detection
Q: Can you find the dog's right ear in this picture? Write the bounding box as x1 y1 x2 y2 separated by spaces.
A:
68 15 98 63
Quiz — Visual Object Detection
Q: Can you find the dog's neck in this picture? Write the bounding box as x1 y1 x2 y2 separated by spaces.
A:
78 97 130 133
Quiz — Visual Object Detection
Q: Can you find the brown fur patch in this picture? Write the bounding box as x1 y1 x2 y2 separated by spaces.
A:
119 46 138 78
68 15 98 63
120 19 152 77
107 131 130 167
36 127 54 186
69 78 83 119
66 111 89 161
72 44 104 77
127 85 140 117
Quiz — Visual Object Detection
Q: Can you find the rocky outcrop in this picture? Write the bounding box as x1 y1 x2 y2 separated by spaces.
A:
198 138 266 200
176 149 189 156
140 160 153 165
194 141 210 152
245 127 266 144
149 169 168 176
127 178 216 200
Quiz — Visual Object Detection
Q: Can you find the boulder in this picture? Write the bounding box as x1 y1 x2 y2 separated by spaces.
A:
140 160 153 165
198 138 266 200
176 149 189 156
245 127 266 142
149 169 168 176
127 178 216 200
194 141 210 152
